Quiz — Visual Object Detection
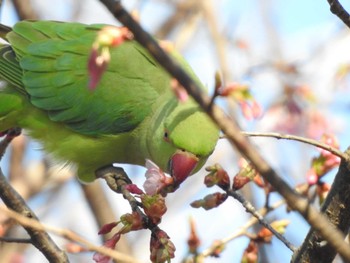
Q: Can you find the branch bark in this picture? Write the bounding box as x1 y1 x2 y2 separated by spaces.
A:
0 168 69 263
327 0 350 28
98 0 350 260
292 148 350 262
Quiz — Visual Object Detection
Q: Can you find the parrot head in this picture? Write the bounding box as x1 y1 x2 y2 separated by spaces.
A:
147 99 219 186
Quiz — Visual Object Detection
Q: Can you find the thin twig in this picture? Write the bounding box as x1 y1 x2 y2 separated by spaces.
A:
198 199 286 259
98 1 350 261
241 131 346 160
0 206 138 263
196 183 309 260
226 189 296 251
0 237 32 243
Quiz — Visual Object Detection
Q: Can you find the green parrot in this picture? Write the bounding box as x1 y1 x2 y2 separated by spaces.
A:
0 20 219 185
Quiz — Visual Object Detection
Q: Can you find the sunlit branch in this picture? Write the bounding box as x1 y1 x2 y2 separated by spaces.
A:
241 131 346 159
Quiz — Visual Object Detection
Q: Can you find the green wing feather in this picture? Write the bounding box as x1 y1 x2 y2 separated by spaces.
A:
0 20 220 183
3 21 172 135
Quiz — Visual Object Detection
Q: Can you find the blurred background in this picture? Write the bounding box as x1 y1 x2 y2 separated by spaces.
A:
1 0 350 262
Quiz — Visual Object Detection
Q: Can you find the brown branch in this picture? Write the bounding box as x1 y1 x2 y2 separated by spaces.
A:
97 1 350 260
195 183 309 260
95 165 154 227
292 148 350 262
198 199 286 259
226 188 295 251
327 0 350 28
0 168 69 263
241 131 347 160
0 237 32 243
11 0 39 20
0 130 68 262
0 206 139 263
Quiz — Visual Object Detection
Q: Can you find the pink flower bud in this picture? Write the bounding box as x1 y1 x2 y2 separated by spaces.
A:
98 222 118 235
93 233 121 263
150 230 176 263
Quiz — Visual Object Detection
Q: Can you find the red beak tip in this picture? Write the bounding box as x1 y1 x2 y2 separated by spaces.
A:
170 152 198 184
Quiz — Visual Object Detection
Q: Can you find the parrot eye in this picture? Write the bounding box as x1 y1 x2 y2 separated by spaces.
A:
163 129 170 142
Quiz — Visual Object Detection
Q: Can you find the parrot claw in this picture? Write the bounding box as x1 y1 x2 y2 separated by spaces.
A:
0 127 22 139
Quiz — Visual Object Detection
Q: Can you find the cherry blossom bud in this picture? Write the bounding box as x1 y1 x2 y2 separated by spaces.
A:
65 243 87 253
98 222 119 235
257 220 290 243
233 158 259 190
125 184 144 195
190 192 227 210
150 230 176 263
187 217 200 254
141 194 167 225
306 168 318 185
93 233 121 263
241 240 258 263
204 164 230 190
219 83 263 120
210 240 225 257
270 219 290 235
88 46 109 90
88 26 133 90
233 175 252 190
119 212 144 234
306 134 341 184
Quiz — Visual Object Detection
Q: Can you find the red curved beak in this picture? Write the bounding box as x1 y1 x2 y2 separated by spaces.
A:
169 150 199 184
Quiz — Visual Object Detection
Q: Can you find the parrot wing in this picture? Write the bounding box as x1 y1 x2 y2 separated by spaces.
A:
2 20 172 135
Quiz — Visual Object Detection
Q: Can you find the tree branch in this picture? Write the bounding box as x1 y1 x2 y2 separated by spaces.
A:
0 130 68 262
241 131 346 159
292 148 350 262
226 189 296 251
97 1 350 260
0 205 138 263
0 168 69 263
0 237 32 243
327 0 350 28
197 198 286 259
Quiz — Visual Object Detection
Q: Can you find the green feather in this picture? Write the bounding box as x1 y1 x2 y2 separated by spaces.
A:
0 20 219 182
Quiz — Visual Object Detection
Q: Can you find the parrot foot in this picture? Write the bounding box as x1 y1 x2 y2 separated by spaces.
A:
95 165 142 212
0 127 22 139
0 127 22 160
95 165 133 193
